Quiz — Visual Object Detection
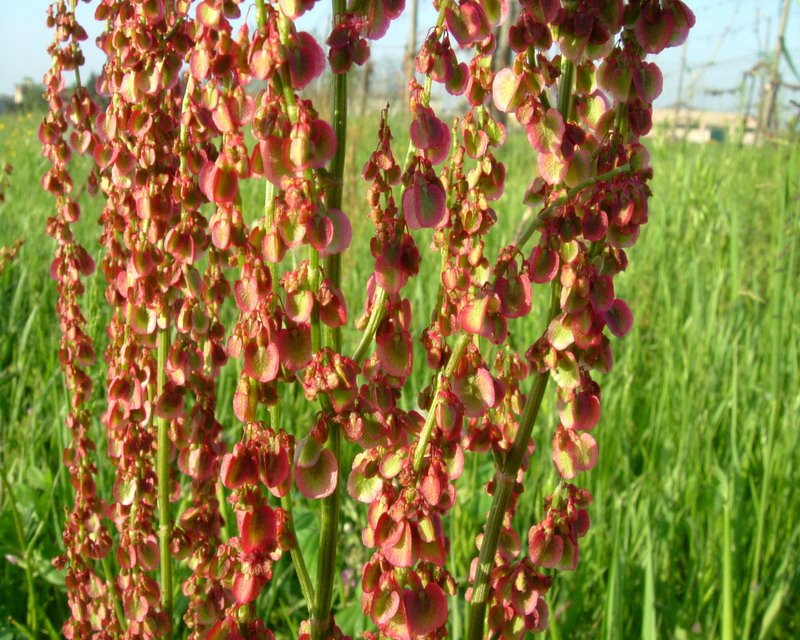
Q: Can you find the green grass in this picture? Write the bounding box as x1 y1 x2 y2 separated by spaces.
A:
0 107 798 640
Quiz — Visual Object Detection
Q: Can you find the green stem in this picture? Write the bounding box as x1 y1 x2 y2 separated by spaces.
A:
309 249 322 353
69 0 82 91
557 59 575 121
614 102 629 141
251 9 317 612
514 163 632 252
311 420 341 640
465 283 559 640
101 555 127 631
280 491 316 606
276 18 301 124
178 78 193 176
465 373 550 638
411 333 472 473
410 160 629 473
7 618 35 640
274 14 323 356
273 377 316 609
254 0 267 26
352 288 387 366
161 15 185 43
0 466 38 635
156 324 173 632
402 6 448 167
312 3 349 637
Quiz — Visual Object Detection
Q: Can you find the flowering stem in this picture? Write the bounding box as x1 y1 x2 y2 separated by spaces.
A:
412 333 472 473
101 555 126 631
272 398 316 608
410 156 629 475
353 4 446 369
465 282 560 640
312 3 348 637
155 323 173 631
466 61 576 639
69 0 82 91
514 163 632 251
324 15 347 351
250 3 319 615
403 6 447 165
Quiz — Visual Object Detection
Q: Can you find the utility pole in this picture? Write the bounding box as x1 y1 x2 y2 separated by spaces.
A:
673 42 688 139
741 68 758 142
757 0 791 140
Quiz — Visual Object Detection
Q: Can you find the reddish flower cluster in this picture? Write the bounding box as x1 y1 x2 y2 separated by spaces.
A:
42 3 119 639
42 1 692 639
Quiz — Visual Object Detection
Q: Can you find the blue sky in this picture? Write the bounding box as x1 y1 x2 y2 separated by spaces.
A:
2 1 798 114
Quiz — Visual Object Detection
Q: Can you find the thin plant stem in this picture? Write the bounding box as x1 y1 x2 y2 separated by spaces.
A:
310 420 341 640
464 282 559 640
250 3 320 614
0 465 38 635
280 491 317 607
271 384 317 608
7 617 36 640
70 0 82 91
101 555 127 632
355 3 449 363
514 163 632 251
557 58 575 121
312 2 349 637
411 333 472 473
155 323 173 631
352 287 387 366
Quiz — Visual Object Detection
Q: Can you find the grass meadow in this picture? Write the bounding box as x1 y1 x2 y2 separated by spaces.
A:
0 107 798 640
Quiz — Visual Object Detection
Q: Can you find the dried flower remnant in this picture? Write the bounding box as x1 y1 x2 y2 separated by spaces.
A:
42 0 693 638
0 239 24 277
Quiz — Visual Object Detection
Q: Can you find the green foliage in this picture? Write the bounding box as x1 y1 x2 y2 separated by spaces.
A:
1 113 799 639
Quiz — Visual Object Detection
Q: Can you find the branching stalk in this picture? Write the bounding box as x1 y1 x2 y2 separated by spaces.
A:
251 1 319 616
410 159 630 474
101 555 127 632
412 333 472 472
465 282 560 640
354 1 450 365
514 163 632 251
466 60 576 640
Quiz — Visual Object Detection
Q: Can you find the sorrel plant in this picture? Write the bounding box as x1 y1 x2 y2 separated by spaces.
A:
42 0 694 638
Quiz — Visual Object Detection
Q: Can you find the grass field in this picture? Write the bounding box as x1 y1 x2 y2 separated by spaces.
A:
0 108 798 640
